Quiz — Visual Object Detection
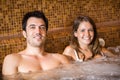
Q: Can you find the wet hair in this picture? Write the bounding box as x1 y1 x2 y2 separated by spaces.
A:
70 15 102 59
22 10 48 31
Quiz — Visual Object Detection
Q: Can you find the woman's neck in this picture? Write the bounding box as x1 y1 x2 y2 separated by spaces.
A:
80 45 89 50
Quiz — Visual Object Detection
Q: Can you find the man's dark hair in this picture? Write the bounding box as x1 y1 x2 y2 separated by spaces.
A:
22 11 48 31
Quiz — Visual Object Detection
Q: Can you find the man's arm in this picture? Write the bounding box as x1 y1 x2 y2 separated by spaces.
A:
55 53 70 64
2 54 20 76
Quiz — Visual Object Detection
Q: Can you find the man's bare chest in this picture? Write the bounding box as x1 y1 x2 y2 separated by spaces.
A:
18 58 42 73
17 56 61 73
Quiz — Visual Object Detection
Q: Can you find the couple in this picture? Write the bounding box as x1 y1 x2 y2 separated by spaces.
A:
2 10 114 76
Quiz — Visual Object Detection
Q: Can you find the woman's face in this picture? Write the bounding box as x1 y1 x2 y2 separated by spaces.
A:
74 21 94 46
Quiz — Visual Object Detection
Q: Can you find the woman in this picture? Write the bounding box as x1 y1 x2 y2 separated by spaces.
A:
63 16 114 62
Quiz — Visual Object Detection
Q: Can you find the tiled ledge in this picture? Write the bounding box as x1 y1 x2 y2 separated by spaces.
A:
96 20 120 27
0 20 120 40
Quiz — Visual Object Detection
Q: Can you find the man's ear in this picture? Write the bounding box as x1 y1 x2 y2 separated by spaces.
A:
22 31 27 38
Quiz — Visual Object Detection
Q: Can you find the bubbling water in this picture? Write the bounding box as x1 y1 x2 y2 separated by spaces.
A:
26 56 120 80
2 56 120 80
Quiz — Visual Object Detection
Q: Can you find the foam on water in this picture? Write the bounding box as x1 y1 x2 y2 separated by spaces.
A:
28 56 120 80
2 56 120 80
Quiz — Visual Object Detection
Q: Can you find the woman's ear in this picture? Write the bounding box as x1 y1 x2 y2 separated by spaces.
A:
74 31 77 37
22 31 27 38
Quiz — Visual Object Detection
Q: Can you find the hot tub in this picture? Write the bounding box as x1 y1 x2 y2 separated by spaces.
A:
7 56 119 80
2 46 120 80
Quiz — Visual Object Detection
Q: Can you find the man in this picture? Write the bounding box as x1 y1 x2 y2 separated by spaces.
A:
2 11 69 76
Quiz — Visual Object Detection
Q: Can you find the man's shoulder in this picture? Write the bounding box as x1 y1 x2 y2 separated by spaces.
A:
51 53 63 57
4 53 21 62
45 52 68 59
45 52 70 63
51 53 68 60
52 53 70 63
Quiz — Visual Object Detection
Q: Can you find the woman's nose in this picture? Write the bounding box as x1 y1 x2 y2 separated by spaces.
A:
85 31 90 36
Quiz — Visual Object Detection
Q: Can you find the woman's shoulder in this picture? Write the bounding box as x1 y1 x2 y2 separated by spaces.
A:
63 45 75 55
64 45 74 51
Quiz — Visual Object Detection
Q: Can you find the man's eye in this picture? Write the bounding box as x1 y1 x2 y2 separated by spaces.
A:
30 25 35 29
40 26 46 30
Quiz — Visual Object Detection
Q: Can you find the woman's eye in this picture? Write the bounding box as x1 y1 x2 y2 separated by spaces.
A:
89 29 94 32
80 29 85 32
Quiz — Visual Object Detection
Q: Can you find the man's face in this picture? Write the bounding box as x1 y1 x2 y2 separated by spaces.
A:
23 17 47 47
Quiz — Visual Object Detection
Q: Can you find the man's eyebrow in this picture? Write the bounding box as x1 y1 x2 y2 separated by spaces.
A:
29 24 36 26
28 24 46 27
39 24 46 26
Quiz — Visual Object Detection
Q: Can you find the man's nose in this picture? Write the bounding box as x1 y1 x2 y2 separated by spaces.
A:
35 27 42 33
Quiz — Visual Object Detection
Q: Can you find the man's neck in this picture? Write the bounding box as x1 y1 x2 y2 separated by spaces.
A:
24 45 45 56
